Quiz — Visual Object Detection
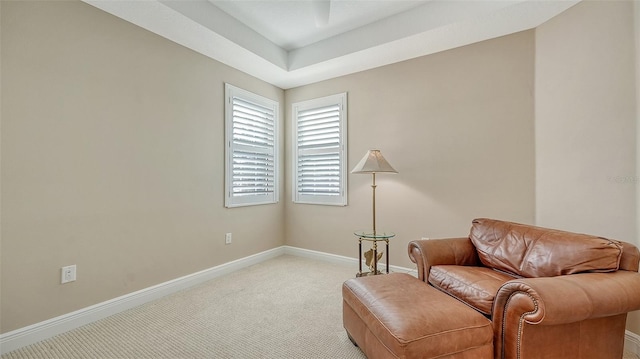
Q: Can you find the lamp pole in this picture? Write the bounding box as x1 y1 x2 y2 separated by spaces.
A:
371 172 377 235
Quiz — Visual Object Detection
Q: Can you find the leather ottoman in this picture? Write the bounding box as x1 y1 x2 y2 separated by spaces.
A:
342 273 493 359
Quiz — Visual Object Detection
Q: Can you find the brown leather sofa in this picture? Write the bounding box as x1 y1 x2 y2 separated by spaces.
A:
409 218 640 359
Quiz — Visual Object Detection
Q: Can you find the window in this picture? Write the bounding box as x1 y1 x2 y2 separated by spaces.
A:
225 84 279 207
292 93 348 206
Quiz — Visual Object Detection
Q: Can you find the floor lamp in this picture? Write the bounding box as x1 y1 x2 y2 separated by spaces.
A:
351 149 398 235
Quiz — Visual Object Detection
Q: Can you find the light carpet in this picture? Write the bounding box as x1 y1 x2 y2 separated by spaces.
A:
2 254 639 359
2 255 365 359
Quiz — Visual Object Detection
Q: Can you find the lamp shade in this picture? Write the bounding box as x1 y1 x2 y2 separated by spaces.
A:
351 150 397 174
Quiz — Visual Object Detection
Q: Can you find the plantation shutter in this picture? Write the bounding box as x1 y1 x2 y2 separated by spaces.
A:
293 93 347 206
225 84 278 207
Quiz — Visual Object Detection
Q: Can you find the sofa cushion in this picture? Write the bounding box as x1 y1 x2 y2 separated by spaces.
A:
469 218 623 278
429 265 517 315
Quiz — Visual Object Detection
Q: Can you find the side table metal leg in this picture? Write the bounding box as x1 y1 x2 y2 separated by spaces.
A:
372 241 378 275
358 238 362 277
385 239 389 274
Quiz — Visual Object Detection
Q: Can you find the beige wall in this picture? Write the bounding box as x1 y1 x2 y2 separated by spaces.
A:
633 0 640 335
535 0 638 333
637 0 640 245
285 31 536 270
535 0 637 242
0 1 285 333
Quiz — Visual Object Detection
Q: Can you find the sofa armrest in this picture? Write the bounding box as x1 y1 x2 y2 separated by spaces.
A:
407 238 480 282
492 271 640 357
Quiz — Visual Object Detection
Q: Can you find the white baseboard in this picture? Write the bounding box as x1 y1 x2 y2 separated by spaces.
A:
282 245 417 275
626 330 640 356
0 246 285 355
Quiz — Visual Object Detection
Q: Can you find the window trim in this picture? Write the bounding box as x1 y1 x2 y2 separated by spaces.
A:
224 83 279 208
292 92 348 206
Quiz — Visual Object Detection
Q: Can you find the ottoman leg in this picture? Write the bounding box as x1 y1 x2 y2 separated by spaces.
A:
347 332 358 347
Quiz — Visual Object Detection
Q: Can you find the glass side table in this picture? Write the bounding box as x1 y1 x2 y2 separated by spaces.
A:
354 231 395 277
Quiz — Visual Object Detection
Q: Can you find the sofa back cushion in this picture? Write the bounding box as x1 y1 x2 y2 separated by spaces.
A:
469 218 623 278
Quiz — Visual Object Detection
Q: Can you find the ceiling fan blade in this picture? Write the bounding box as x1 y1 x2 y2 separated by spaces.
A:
312 0 331 27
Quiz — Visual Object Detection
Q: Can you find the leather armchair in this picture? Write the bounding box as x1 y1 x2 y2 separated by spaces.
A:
409 219 640 359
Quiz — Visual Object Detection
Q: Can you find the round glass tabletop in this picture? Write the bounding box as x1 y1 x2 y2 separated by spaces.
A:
354 231 395 239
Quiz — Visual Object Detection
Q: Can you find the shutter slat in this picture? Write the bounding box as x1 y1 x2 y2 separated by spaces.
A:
298 105 340 120
298 116 340 128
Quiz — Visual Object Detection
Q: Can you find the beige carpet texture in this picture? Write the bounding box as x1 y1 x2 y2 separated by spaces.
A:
2 255 639 359
2 256 365 359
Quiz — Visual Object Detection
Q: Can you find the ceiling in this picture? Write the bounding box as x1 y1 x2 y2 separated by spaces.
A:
83 0 580 89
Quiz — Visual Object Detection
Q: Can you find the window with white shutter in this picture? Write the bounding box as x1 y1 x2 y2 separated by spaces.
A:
225 84 279 207
292 93 347 206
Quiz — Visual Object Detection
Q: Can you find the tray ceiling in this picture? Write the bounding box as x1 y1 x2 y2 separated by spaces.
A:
83 0 579 89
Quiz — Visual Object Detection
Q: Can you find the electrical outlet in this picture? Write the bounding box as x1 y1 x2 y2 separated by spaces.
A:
421 237 431 240
61 265 77 284
225 233 232 245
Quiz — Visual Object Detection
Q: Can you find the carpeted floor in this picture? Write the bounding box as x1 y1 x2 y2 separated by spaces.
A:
2 255 639 359
2 255 366 359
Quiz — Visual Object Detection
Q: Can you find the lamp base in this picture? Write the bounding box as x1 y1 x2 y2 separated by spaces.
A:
356 270 383 277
